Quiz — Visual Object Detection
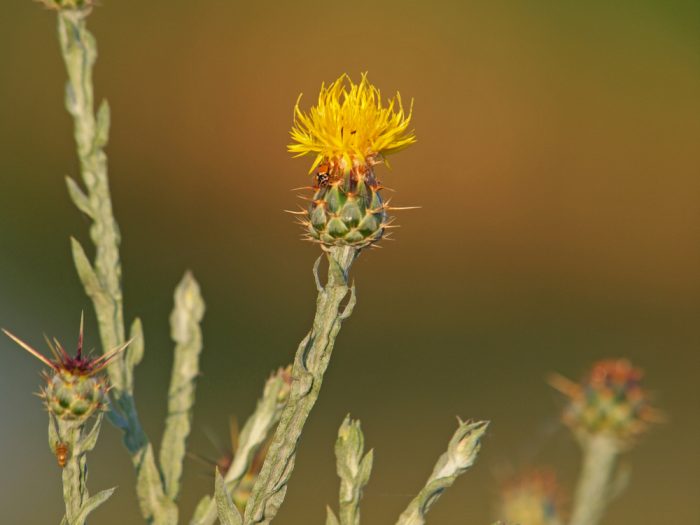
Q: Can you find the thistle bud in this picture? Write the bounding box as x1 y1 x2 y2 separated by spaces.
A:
3 316 126 424
550 359 661 446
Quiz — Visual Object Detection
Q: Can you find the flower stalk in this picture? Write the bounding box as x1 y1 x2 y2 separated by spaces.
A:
243 246 358 524
568 435 619 525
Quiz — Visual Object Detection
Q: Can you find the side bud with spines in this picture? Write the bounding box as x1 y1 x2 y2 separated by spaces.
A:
550 358 661 447
3 316 127 425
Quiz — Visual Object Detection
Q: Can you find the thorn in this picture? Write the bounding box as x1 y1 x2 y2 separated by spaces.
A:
387 205 421 211
2 329 59 370
290 186 314 191
547 373 581 398
229 416 240 454
44 334 61 361
284 209 308 216
77 311 84 358
53 337 69 361
91 338 132 373
187 451 218 467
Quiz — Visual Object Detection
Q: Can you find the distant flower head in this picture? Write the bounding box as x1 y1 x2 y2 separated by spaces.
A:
499 469 564 525
289 73 415 172
550 359 662 446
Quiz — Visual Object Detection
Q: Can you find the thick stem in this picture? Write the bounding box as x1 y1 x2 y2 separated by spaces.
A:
569 435 620 525
243 246 359 525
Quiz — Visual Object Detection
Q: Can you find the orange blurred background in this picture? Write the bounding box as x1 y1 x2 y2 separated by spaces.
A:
0 0 698 523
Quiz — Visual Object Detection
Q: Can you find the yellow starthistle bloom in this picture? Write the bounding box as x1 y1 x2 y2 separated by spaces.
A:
289 73 416 172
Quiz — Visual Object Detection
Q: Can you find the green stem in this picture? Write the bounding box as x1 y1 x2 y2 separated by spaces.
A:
243 246 359 525
51 413 113 525
56 11 176 524
569 434 620 525
60 424 86 524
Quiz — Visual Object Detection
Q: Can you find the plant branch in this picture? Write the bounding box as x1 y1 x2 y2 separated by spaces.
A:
56 10 176 523
243 246 359 525
395 419 488 525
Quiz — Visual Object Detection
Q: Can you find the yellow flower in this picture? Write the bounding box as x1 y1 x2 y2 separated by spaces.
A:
289 73 416 172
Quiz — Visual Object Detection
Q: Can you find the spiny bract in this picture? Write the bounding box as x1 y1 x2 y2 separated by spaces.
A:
3 316 125 423
44 368 108 421
288 73 416 248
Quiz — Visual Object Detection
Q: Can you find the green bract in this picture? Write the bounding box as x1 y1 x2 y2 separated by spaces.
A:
44 369 108 422
306 167 387 248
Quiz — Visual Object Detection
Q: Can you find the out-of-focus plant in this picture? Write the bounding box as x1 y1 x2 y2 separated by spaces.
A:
497 468 565 525
496 359 661 525
5 3 492 524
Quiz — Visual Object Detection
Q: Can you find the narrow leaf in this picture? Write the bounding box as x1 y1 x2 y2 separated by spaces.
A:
70 237 103 302
75 487 117 523
125 317 145 393
160 271 205 500
66 176 93 218
95 99 110 148
215 469 243 525
326 506 341 525
136 444 178 523
77 413 104 455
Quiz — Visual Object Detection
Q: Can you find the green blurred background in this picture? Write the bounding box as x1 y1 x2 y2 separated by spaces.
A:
1 0 698 523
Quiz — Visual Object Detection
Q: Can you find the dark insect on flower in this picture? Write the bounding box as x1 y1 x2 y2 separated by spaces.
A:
54 442 70 468
314 163 331 188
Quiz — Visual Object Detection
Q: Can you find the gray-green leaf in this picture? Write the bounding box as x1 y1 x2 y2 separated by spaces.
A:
65 176 93 218
215 469 243 525
74 487 117 523
95 99 110 148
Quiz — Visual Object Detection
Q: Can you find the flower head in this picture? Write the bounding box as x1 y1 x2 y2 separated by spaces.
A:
550 359 662 445
289 73 415 172
3 315 127 422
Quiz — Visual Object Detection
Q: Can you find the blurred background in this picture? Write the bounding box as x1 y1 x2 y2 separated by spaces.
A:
0 0 698 523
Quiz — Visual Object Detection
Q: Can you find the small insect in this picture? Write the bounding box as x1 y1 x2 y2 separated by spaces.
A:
314 163 331 188
55 442 69 468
